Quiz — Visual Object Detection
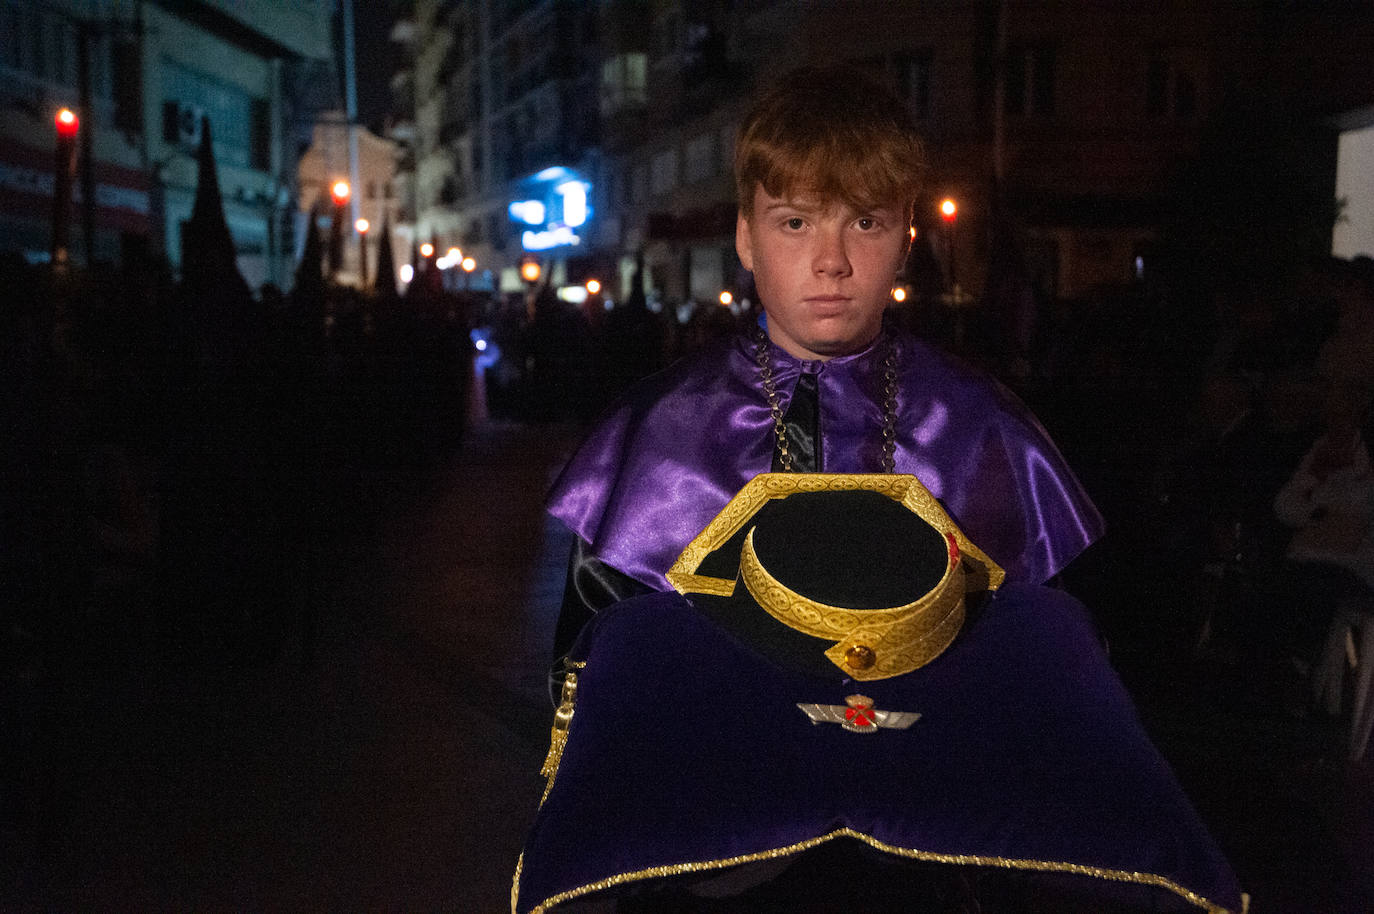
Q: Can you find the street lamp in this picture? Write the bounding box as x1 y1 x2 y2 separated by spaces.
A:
520 258 541 284
355 217 370 287
52 107 79 267
585 278 601 296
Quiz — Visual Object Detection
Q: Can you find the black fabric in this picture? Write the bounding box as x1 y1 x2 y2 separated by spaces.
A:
773 370 821 473
550 535 654 702
754 490 946 606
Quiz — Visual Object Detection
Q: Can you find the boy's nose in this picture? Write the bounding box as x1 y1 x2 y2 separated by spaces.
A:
813 229 852 278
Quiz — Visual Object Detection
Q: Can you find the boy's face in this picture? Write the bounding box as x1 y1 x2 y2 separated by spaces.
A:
737 185 908 361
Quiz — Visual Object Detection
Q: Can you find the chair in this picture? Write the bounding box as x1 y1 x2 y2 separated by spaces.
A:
1312 598 1374 761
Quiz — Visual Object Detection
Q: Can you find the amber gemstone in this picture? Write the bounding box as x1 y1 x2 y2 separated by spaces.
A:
845 644 876 670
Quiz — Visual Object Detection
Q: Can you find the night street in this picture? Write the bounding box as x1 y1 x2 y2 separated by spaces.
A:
5 2 1374 912
4 420 577 913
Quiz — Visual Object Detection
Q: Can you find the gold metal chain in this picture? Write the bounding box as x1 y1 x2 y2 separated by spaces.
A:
753 325 898 473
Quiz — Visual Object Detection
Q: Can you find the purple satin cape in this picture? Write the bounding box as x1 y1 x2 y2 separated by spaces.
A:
514 586 1243 913
547 327 1104 589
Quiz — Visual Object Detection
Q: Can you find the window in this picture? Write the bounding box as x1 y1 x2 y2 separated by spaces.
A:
250 97 271 171
655 11 681 60
163 60 266 170
684 132 715 184
1004 44 1055 117
650 148 678 197
1147 57 1196 120
601 52 647 115
0 2 30 75
896 51 933 121
47 15 73 85
632 163 648 204
112 38 142 132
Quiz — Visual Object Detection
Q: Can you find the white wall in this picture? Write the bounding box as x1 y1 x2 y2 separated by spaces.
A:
1334 125 1374 259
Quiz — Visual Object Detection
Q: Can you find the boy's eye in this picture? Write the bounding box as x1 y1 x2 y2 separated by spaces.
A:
784 217 805 230
856 217 878 231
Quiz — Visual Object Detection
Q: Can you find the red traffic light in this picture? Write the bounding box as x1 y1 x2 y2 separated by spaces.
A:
55 108 79 138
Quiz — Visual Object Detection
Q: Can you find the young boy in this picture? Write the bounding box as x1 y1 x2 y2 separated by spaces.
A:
547 65 1103 664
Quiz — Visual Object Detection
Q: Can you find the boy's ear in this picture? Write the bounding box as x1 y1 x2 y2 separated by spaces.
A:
735 211 754 272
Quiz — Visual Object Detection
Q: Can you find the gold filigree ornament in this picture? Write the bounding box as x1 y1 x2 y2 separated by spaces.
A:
666 473 1005 680
538 659 585 805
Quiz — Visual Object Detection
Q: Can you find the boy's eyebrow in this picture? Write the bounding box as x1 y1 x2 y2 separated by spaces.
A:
762 199 825 214
762 199 902 217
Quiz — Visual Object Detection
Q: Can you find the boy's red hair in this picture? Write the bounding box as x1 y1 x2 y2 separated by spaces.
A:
735 65 925 220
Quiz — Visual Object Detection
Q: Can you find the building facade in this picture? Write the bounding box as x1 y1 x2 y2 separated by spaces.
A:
0 0 335 289
398 0 602 294
298 114 403 289
392 0 1374 310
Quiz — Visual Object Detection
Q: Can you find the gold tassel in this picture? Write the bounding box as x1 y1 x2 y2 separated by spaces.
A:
540 672 578 779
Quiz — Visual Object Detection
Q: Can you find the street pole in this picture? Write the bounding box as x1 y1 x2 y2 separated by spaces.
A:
77 21 96 265
52 109 79 269
341 0 360 232
328 181 350 279
356 218 370 288
940 198 958 292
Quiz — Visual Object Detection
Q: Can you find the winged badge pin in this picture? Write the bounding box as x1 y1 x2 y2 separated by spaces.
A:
796 694 921 734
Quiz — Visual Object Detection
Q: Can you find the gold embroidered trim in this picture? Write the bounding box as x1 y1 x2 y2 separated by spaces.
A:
740 525 966 679
513 826 1237 914
666 474 1005 597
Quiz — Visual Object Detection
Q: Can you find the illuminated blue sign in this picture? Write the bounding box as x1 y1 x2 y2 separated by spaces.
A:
510 166 593 252
508 200 546 225
523 225 581 251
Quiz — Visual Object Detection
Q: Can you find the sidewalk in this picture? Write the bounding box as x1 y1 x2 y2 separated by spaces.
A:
4 420 577 913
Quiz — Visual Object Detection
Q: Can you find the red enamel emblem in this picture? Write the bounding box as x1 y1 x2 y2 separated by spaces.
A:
845 700 876 727
946 532 960 565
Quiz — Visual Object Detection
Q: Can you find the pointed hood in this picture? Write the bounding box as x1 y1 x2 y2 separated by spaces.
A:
372 214 399 302
181 114 249 296
294 207 325 303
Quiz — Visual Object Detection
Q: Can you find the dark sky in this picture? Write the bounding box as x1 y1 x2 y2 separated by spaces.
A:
353 2 399 133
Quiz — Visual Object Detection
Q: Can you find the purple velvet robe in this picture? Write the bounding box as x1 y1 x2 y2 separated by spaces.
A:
515 585 1243 913
548 326 1104 589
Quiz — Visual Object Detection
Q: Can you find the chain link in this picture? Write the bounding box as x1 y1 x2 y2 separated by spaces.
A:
754 325 898 474
881 341 899 473
754 324 793 471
